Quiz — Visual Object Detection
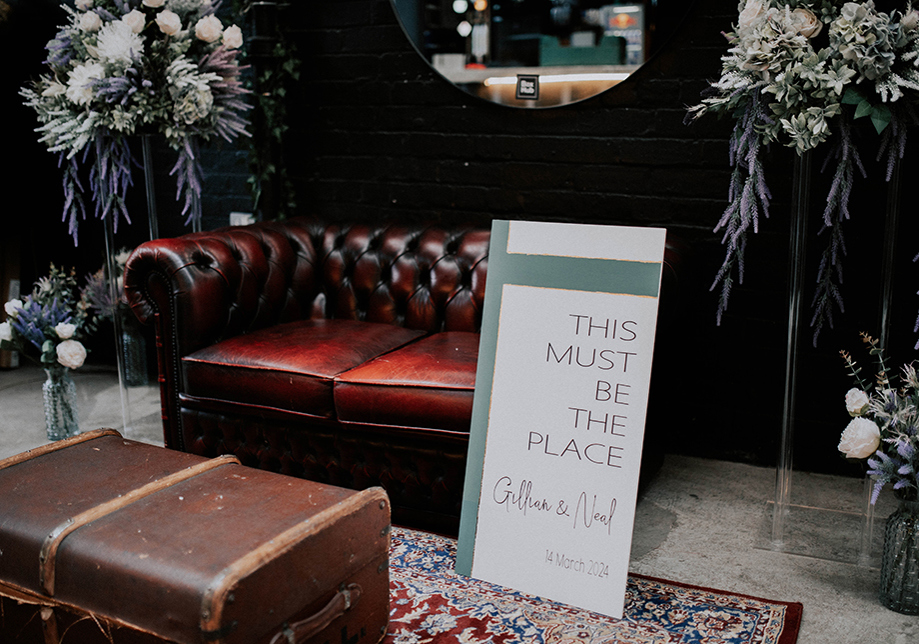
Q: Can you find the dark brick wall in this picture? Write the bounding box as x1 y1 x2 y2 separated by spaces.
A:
276 0 919 475
10 0 917 473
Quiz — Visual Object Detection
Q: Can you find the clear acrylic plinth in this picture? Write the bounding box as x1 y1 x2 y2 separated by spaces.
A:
757 502 884 567
757 478 898 567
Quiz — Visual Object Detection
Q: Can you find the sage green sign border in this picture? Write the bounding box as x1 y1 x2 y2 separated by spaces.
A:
455 220 664 575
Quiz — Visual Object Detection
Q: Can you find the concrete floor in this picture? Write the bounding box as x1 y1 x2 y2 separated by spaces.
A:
1 362 918 643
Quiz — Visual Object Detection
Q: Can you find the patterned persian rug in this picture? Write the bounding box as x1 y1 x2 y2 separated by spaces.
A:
386 527 802 644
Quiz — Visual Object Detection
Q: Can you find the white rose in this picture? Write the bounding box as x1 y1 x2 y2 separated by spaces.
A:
838 417 881 460
75 0 93 10
122 9 146 34
4 299 23 317
195 15 223 43
0 322 11 343
79 10 102 32
142 0 165 7
789 7 822 39
845 388 870 417
222 24 243 49
155 10 182 36
54 323 77 340
56 340 87 370
737 0 766 33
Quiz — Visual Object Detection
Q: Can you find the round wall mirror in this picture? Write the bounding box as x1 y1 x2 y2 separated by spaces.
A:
390 0 691 108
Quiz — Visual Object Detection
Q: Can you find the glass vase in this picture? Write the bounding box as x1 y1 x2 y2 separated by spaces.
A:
879 497 919 615
42 366 79 441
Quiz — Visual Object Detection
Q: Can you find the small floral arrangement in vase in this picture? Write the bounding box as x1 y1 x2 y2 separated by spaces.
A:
838 333 919 613
0 266 96 441
20 0 250 243
839 333 919 501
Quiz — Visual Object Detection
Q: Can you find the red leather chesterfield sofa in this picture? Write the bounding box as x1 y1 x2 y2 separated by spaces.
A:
124 217 683 534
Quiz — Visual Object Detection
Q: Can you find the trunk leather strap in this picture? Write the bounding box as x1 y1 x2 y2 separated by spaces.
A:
39 453 241 596
0 429 122 472
269 584 362 644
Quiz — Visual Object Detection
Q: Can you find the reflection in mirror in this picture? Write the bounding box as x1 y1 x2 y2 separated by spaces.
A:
391 1 681 108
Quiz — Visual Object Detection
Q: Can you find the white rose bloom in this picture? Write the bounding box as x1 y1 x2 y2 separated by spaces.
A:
156 10 182 36
789 7 822 39
4 299 23 317
79 10 103 32
845 388 870 417
96 19 145 64
737 0 766 33
838 417 881 460
54 323 77 340
56 340 88 370
222 24 243 49
123 9 146 34
75 0 93 9
66 62 105 105
0 322 11 343
195 15 223 43
143 0 166 7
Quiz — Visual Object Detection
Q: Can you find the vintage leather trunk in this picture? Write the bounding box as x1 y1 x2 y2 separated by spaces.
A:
0 429 390 644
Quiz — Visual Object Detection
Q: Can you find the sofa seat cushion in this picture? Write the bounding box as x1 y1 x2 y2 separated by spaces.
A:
334 332 479 433
181 319 425 419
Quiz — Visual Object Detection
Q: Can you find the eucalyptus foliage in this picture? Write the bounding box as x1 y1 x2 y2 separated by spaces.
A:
20 0 250 243
687 0 919 344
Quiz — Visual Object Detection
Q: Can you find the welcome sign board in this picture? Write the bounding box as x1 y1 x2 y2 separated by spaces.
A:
456 220 666 619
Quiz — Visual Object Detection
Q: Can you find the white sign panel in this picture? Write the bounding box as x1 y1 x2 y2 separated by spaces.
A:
456 220 666 619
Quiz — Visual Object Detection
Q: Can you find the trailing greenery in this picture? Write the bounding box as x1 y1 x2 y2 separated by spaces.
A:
233 0 300 219
687 1 919 344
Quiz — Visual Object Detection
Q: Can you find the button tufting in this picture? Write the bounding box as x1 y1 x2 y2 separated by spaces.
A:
191 251 211 267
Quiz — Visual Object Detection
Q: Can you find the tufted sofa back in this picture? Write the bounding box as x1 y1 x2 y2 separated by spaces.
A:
126 218 491 360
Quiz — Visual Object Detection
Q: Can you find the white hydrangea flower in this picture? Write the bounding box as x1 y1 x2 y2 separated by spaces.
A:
4 299 22 317
0 322 11 342
174 85 214 124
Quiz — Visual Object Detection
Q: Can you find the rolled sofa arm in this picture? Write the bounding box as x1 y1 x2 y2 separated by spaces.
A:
123 219 322 448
